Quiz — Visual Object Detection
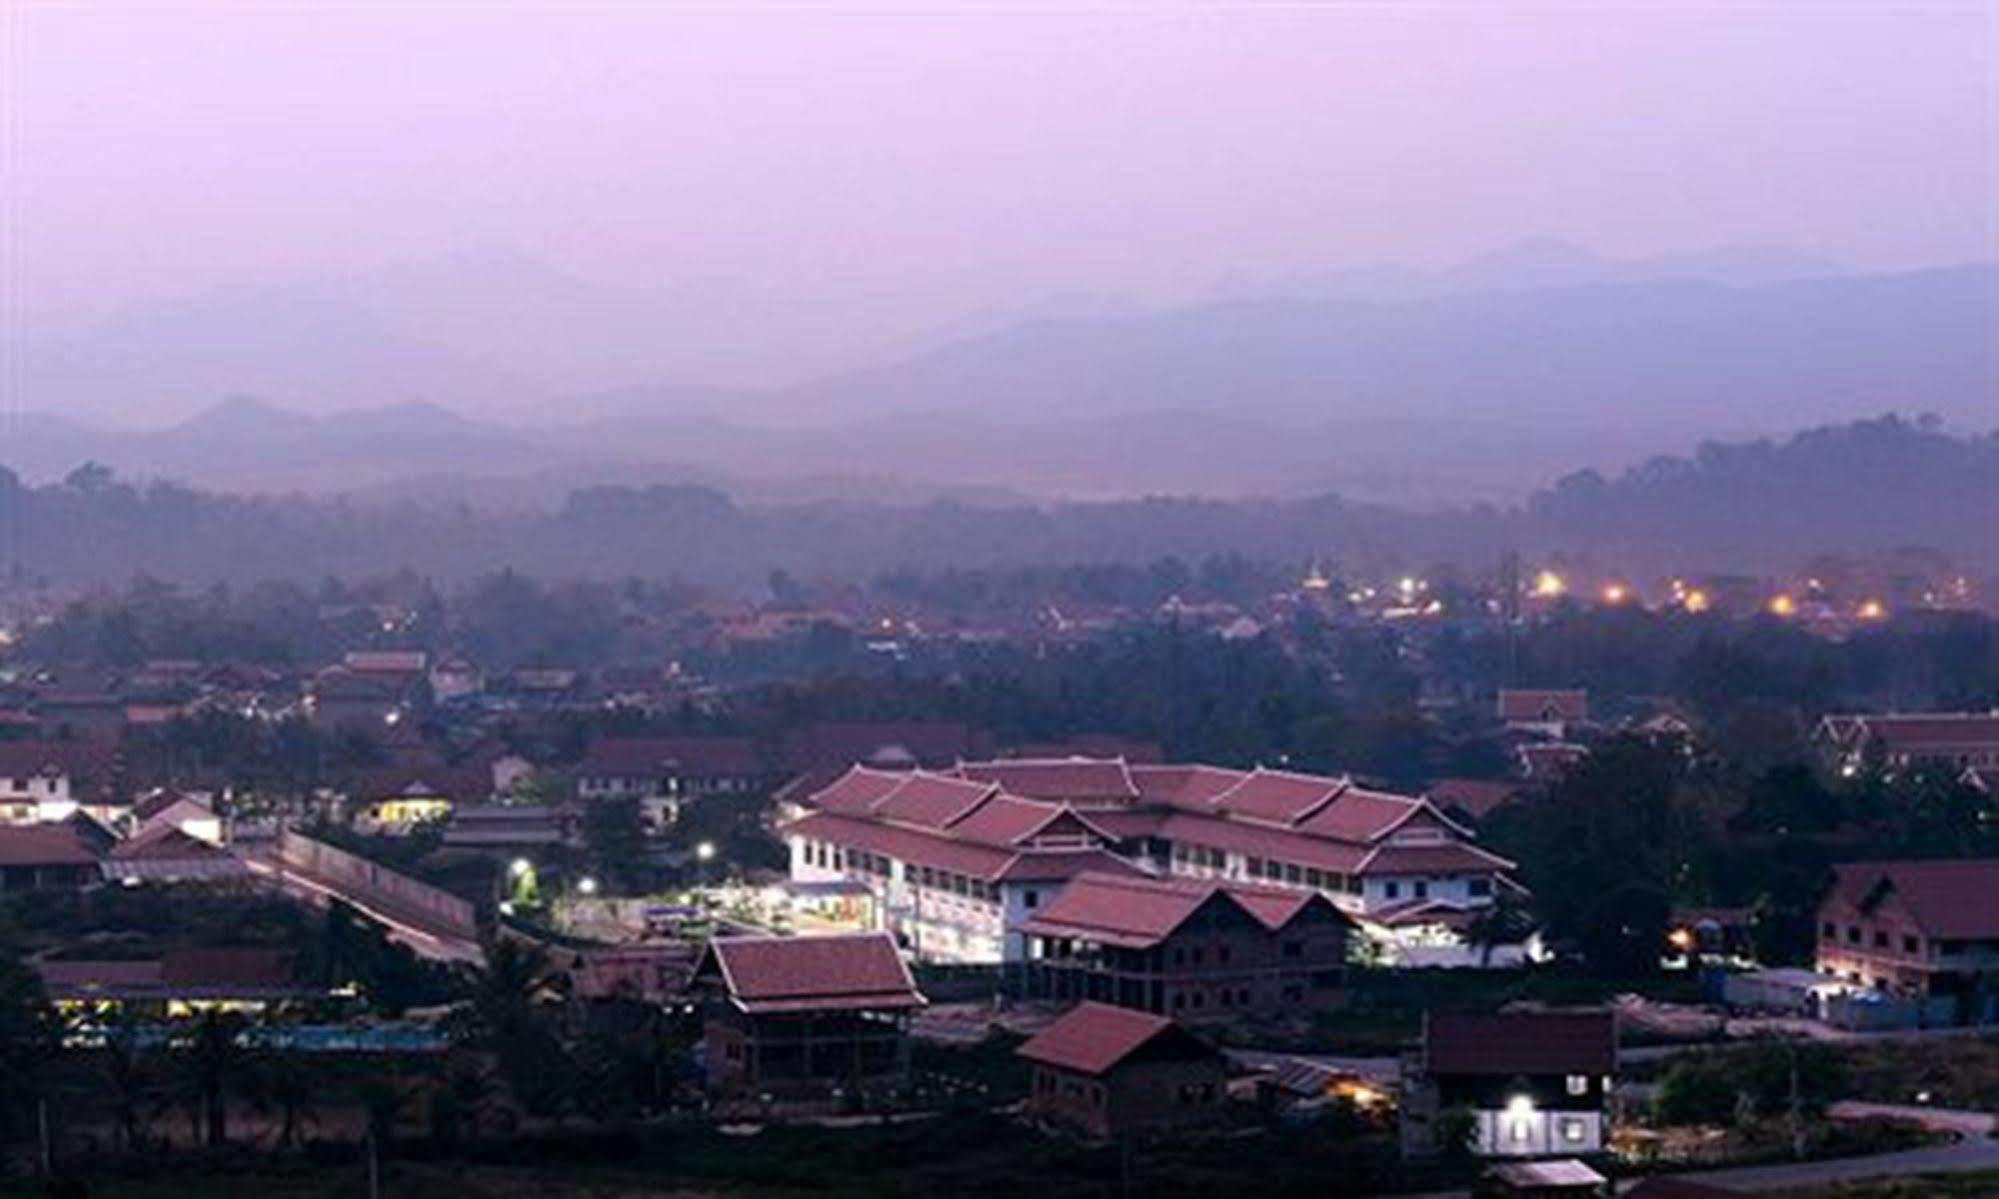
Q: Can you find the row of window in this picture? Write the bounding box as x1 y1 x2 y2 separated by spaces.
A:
1824 922 1924 955
799 840 1000 904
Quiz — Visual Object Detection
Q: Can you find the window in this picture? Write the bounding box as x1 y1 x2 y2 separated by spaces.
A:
1560 1118 1587 1144
1383 881 1400 900
1413 881 1429 900
1873 930 1889 949
1217 945 1231 964
1903 935 1920 954
1246 856 1265 877
1468 878 1491 897
1566 1074 1588 1096
1847 925 1861 944
1282 940 1303 959
1023 889 1040 909
1284 863 1303 884
1822 921 1837 940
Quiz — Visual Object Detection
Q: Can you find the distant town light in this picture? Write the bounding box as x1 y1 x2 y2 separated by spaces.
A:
696 841 717 862
1532 570 1566 598
1857 599 1887 621
577 876 599 896
509 858 533 878
1600 583 1628 605
1767 594 1797 618
1667 928 1695 951
1683 589 1711 613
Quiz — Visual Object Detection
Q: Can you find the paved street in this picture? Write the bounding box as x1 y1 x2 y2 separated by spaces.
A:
1658 1103 1998 1192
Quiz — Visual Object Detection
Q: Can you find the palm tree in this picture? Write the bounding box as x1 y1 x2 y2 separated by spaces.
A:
100 1010 154 1154
180 1009 249 1148
1464 893 1535 968
247 1049 318 1150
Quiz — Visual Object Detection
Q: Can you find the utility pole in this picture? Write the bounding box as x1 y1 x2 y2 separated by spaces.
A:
1788 1040 1805 1161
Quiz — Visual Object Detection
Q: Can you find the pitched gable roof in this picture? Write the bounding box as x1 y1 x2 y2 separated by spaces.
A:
1424 1010 1617 1076
1832 859 1999 940
955 758 1139 804
1022 870 1350 949
693 932 924 1014
1017 1002 1216 1076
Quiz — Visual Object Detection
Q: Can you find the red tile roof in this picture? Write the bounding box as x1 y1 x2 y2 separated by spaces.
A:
1213 769 1347 824
109 825 230 862
1831 859 1999 940
1858 713 1999 750
994 850 1148 884
1358 841 1516 876
1498 689 1590 723
1129 764 1249 811
1156 812 1371 873
787 811 1016 878
1424 1010 1617 1076
1427 778 1526 820
956 758 1139 804
160 947 296 990
1017 1002 1213 1076
1296 786 1429 841
580 736 763 779
696 932 924 1014
0 824 102 867
873 774 999 830
1022 871 1342 948
807 766 910 816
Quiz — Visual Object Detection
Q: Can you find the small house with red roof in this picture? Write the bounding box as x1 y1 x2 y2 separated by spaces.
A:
1814 711 1999 775
0 823 104 891
1498 690 1590 737
689 932 926 1100
1017 1001 1227 1140
1023 871 1353 1022
1816 859 1999 1023
1401 1010 1617 1159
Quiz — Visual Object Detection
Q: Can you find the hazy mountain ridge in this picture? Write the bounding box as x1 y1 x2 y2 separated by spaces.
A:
2 416 1991 591
10 249 1992 507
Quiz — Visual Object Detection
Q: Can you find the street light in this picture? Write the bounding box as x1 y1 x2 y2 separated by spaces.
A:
695 841 717 862
577 876 599 896
508 857 533 878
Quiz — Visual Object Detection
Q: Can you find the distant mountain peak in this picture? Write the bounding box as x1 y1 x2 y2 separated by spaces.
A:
173 395 315 437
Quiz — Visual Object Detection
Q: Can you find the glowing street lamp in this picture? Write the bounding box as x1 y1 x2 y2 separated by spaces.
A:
1683 589 1711 614
1767 594 1797 618
1600 583 1628 605
577 876 599 896
1857 599 1888 621
695 841 717 863
1531 570 1566 599
508 858 533 879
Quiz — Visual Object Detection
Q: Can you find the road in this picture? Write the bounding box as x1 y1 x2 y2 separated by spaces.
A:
1653 1102 1998 1192
239 851 486 965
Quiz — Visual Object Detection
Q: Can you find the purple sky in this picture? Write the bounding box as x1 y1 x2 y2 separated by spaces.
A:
10 4 1996 355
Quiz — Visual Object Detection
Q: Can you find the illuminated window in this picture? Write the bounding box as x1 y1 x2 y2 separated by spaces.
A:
1566 1074 1588 1096
1560 1118 1587 1143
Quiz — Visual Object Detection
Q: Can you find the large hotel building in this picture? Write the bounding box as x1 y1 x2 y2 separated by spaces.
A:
783 757 1517 964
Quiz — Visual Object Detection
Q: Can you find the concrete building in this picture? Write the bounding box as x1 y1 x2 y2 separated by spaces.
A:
1401 1010 1617 1159
1816 859 1999 1024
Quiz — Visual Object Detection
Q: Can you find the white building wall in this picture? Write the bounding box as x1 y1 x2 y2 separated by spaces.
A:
1474 1108 1602 1157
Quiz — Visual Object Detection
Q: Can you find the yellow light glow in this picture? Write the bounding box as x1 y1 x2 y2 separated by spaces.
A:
1857 599 1887 621
1767 594 1797 618
1668 928 1695 951
1532 570 1566 598
1601 583 1628 605
1683 589 1711 613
